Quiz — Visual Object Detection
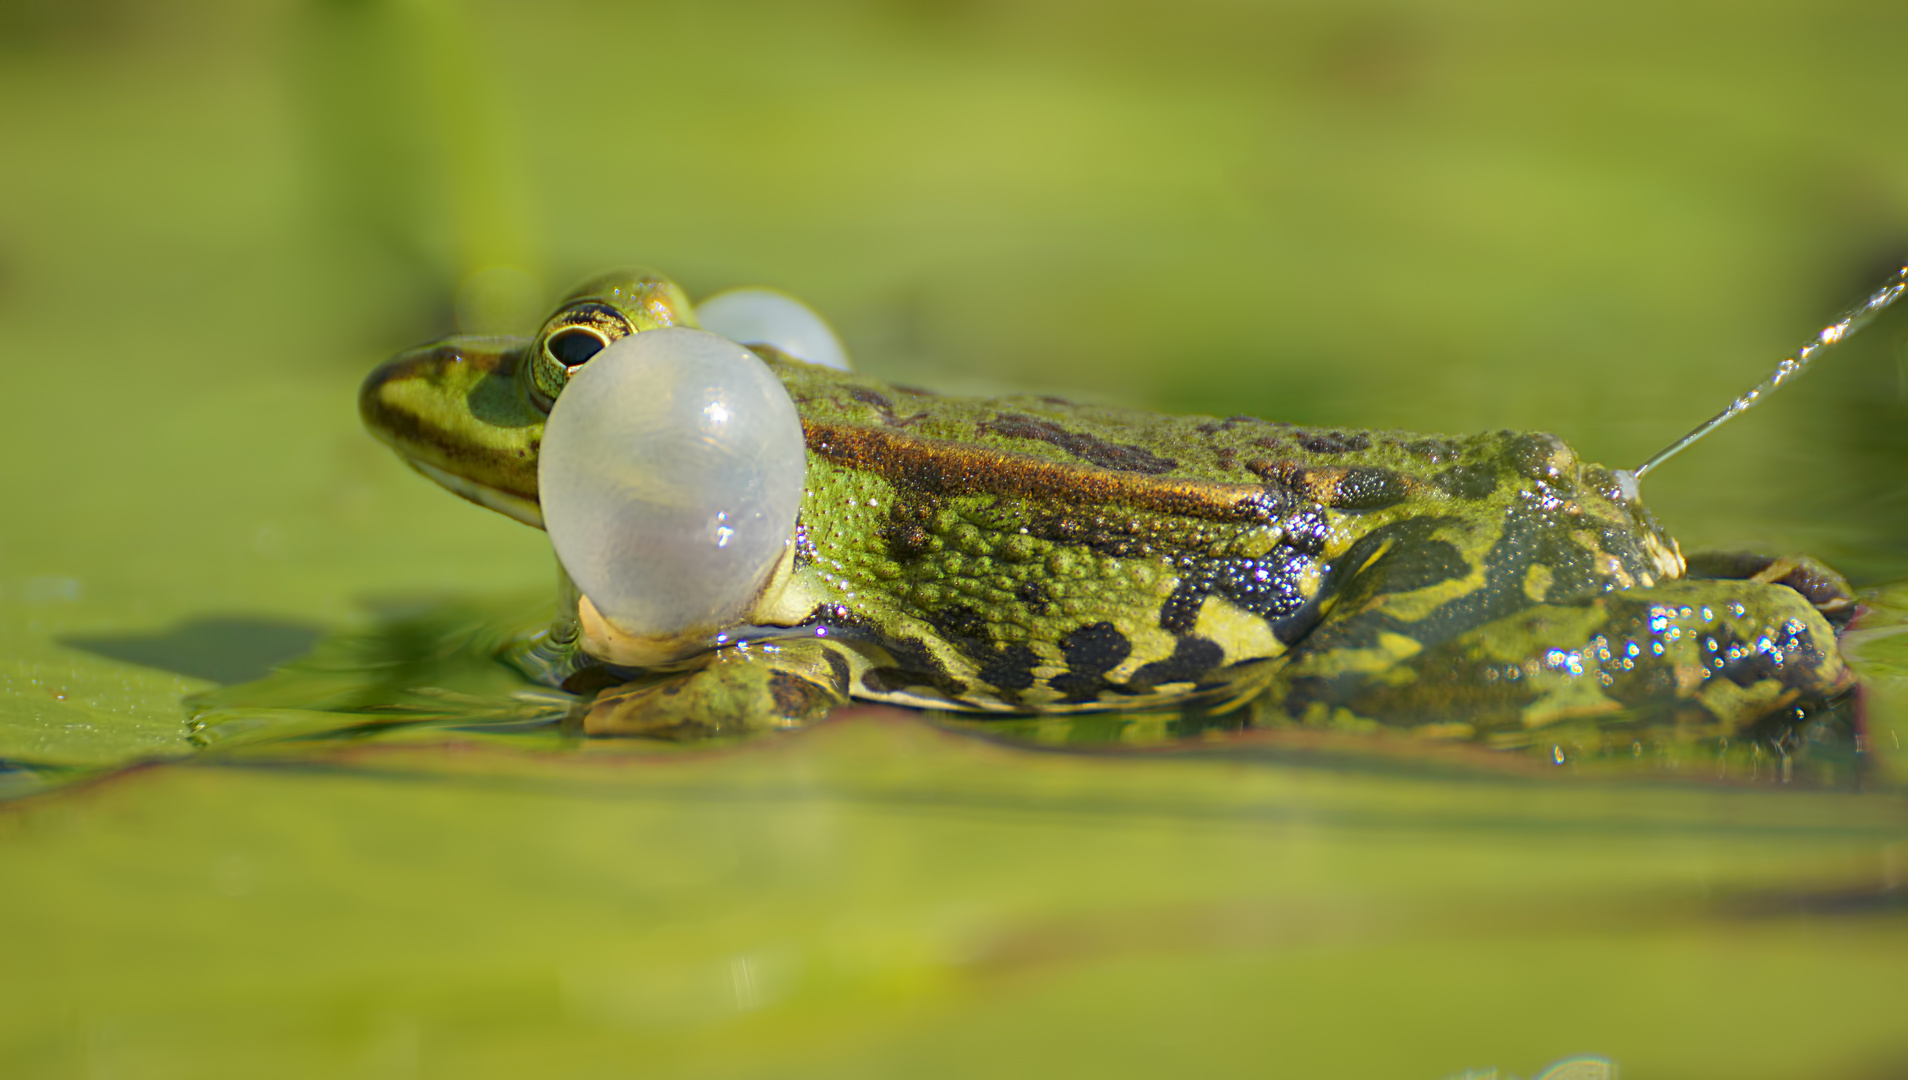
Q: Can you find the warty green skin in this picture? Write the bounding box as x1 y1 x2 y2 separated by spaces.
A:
359 272 1856 745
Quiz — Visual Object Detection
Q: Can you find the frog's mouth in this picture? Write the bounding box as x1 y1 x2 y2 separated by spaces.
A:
403 458 544 528
359 338 547 529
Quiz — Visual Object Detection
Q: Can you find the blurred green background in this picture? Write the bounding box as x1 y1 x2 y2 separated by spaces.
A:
3 0 1908 1075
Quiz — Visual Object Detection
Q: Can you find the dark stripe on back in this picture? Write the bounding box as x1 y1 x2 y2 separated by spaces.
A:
805 421 1294 524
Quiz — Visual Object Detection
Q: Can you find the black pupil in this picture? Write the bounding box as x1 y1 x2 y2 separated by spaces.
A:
549 328 607 368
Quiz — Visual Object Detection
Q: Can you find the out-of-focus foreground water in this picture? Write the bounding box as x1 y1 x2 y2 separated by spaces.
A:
2 1 1908 1076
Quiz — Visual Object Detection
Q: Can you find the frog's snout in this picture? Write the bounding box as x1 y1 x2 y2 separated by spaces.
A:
358 337 548 527
358 345 445 445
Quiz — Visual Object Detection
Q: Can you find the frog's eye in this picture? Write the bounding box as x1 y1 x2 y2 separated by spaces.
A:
697 288 852 371
546 327 607 367
539 327 807 657
529 301 636 408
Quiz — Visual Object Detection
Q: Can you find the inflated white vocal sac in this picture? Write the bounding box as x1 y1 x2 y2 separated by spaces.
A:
538 328 808 655
697 288 853 371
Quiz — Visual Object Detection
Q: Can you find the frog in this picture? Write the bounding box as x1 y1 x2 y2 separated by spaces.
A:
359 268 1859 749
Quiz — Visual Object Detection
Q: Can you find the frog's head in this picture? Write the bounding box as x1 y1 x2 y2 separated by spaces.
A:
358 269 696 527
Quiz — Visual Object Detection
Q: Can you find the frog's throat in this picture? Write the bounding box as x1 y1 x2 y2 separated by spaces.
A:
577 544 799 667
405 459 544 528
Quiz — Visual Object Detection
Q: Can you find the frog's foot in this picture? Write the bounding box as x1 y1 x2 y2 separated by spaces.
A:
579 641 850 740
1685 551 1859 630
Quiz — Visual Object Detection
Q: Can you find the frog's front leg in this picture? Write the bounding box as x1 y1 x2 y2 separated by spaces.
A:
581 639 852 739
1267 577 1854 744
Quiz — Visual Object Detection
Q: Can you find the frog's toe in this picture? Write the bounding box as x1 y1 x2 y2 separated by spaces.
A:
1685 551 1859 629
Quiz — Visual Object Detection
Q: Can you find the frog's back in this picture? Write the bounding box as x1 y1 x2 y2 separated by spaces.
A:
759 359 1683 713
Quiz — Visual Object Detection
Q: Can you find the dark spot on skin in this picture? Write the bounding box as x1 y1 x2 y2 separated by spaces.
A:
1504 432 1575 483
1196 416 1260 435
886 527 938 560
1213 446 1238 469
1213 553 1317 624
846 386 927 428
1246 459 1301 489
1370 538 1471 595
979 413 1179 474
1697 622 1830 692
863 635 967 698
822 649 851 694
1129 635 1225 690
1064 622 1132 669
977 644 1041 692
847 387 895 412
1283 506 1331 556
929 603 991 643
1322 519 1471 615
1719 640 1783 688
928 604 1039 699
803 604 971 700
1152 587 1198 641
1159 549 1320 638
1158 581 1204 634
1297 430 1371 454
850 389 892 414
1016 579 1051 614
1051 622 1134 703
1248 460 1410 510
1026 512 1165 560
883 502 942 560
1332 467 1410 510
1432 464 1499 500
767 671 833 717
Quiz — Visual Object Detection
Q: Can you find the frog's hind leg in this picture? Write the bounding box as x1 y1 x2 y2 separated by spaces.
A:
580 639 853 739
1684 551 1860 629
1260 577 1855 749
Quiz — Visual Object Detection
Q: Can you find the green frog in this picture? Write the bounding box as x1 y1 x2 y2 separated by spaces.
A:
359 269 1858 748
